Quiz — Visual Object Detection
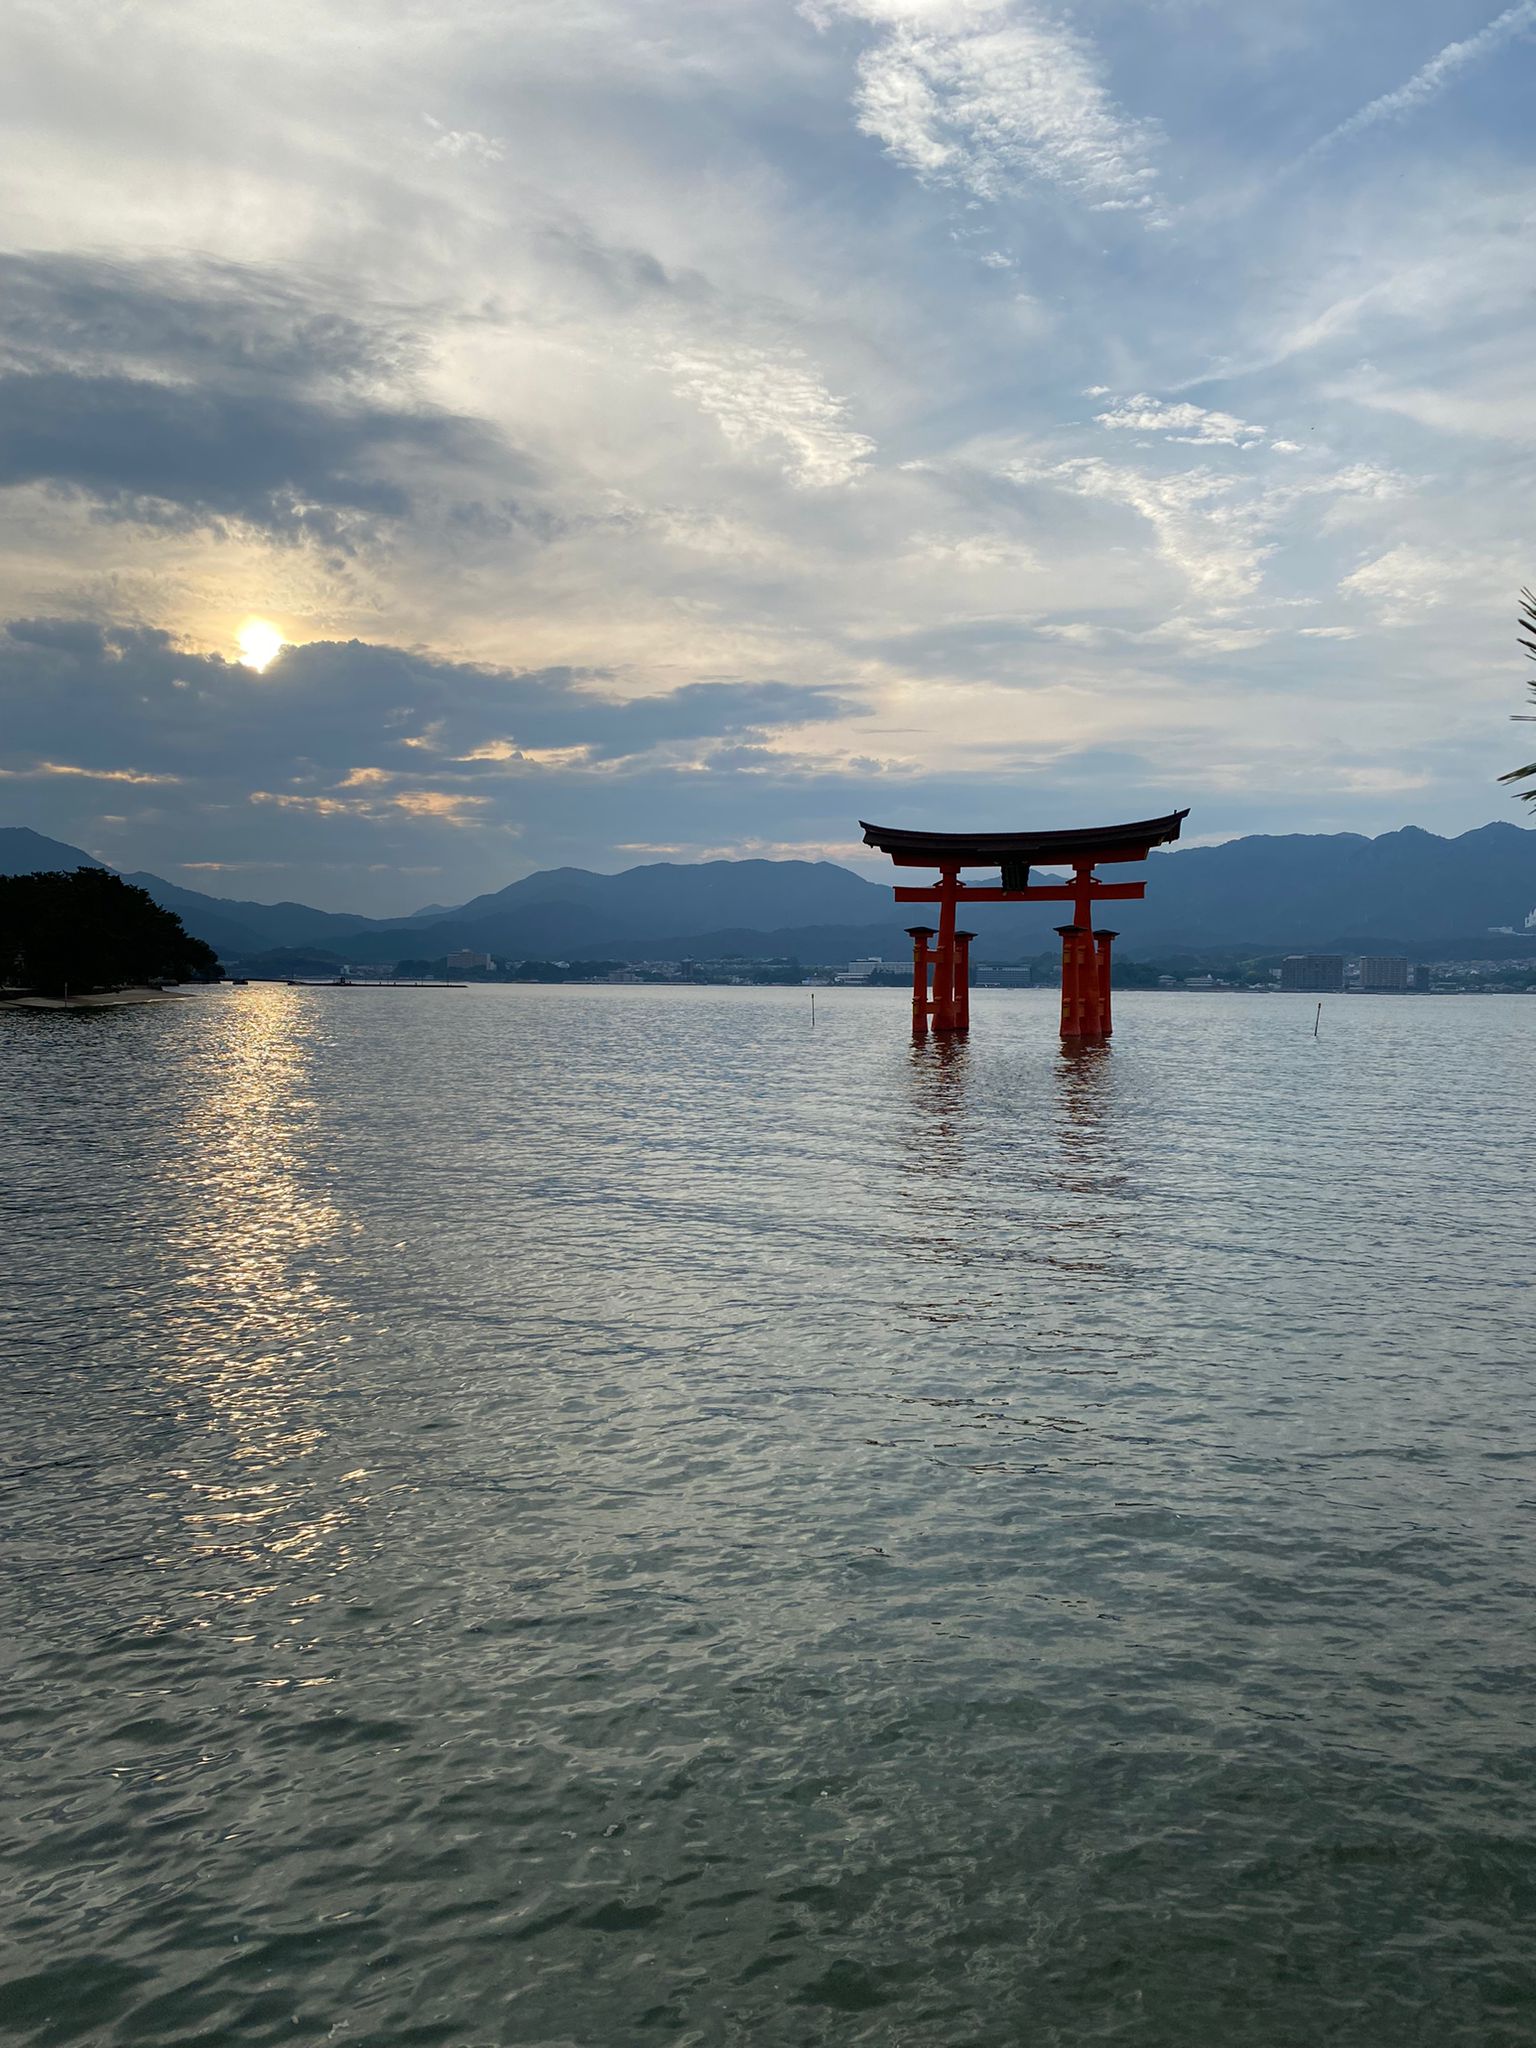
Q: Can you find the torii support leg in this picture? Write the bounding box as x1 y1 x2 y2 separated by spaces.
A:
931 865 960 1033
1094 928 1118 1039
906 925 935 1035
953 930 975 1033
1056 923 1104 1043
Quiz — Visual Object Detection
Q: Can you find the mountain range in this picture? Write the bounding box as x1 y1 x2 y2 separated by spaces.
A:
5 821 1536 964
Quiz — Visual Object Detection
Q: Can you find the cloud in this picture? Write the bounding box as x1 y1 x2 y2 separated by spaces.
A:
615 835 873 862
1001 455 1267 597
423 116 506 164
1 0 1531 901
996 452 1410 603
810 0 1163 215
0 253 410 388
1094 394 1268 447
1340 545 1453 614
0 760 180 784
0 619 865 790
0 370 481 539
389 789 493 822
663 344 875 487
0 254 513 544
1303 0 1536 161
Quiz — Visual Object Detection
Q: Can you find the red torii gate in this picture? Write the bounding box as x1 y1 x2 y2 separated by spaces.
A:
860 810 1189 1044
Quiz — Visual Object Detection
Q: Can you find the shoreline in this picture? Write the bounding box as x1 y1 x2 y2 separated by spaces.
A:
0 985 197 1011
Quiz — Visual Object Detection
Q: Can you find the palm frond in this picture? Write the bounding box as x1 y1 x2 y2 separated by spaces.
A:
1508 592 1536 796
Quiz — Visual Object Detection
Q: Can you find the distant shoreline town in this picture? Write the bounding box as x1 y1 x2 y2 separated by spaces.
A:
259 945 1534 997
6 821 1536 999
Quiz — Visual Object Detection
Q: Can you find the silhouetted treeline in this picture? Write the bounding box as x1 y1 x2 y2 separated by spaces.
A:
0 868 219 994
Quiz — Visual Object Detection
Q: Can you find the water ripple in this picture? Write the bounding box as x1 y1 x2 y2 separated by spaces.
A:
3 985 1534 2045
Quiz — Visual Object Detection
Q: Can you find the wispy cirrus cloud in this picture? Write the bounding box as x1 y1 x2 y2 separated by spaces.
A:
423 115 506 164
1093 395 1269 448
663 343 874 488
999 453 1408 602
806 0 1163 216
1302 1 1536 162
0 760 180 784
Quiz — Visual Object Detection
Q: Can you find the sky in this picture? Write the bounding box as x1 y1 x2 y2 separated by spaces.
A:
3 0 1534 912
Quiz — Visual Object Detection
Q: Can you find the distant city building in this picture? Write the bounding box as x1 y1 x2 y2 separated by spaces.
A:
975 965 1032 987
1280 954 1344 992
445 948 495 972
1411 962 1434 991
1527 907 1536 931
1357 955 1409 992
836 956 888 983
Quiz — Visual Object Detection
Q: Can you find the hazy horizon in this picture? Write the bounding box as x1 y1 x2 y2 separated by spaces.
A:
4 809 1535 918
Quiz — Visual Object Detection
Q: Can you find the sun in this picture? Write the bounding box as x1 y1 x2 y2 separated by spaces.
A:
236 619 285 672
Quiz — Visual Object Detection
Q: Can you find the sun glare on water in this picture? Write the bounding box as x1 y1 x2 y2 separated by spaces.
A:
236 619 285 672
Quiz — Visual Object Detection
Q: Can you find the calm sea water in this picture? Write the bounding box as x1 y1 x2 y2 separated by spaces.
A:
3 984 1534 2047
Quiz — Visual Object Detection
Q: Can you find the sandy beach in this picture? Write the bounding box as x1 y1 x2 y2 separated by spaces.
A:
0 985 199 1011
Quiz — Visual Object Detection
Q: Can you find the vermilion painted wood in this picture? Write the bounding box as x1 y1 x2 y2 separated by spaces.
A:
860 811 1188 868
869 812 1186 1043
905 925 935 1035
1094 929 1118 1039
954 931 975 1033
892 882 1147 904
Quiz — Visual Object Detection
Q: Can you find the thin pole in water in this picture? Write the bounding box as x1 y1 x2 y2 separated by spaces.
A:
811 992 816 1028
1314 1002 1322 1037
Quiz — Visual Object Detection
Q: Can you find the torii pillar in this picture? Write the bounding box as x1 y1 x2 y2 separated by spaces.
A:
1055 863 1122 1045
906 923 974 1034
1094 929 1118 1039
864 809 1189 1047
953 930 974 1032
906 925 934 1034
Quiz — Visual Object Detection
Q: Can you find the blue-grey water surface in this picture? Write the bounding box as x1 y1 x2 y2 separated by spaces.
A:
3 984 1534 2046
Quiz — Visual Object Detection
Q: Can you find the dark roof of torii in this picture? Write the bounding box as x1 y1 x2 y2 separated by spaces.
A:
859 809 1189 867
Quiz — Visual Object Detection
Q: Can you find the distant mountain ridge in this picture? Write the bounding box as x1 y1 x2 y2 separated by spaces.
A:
4 821 1536 963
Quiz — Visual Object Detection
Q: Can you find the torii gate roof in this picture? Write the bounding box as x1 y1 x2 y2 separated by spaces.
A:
859 809 1189 868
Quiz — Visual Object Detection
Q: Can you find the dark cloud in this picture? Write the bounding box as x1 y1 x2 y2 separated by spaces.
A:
0 619 861 783
0 371 478 535
0 253 414 388
0 615 879 907
533 224 712 311
2 609 1490 913
0 255 521 540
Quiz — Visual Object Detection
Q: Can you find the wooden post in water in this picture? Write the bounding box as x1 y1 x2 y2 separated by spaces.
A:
1057 924 1102 1042
1093 928 1117 1039
953 930 974 1033
930 866 960 1033
907 925 935 1036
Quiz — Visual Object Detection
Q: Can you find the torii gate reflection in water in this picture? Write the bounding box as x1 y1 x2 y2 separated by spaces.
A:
860 811 1189 1045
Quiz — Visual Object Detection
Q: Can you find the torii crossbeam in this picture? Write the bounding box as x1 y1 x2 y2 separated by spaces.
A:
860 810 1189 1044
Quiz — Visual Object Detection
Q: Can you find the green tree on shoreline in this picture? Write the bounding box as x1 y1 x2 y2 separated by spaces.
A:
0 868 219 995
